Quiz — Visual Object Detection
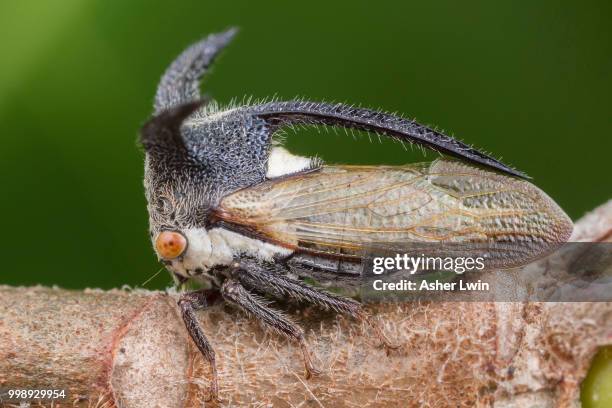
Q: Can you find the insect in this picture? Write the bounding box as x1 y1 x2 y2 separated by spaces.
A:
140 28 573 400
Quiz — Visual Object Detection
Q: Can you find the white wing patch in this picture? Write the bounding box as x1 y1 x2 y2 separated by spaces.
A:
266 146 314 178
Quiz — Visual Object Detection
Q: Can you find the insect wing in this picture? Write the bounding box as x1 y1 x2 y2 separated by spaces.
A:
215 159 572 270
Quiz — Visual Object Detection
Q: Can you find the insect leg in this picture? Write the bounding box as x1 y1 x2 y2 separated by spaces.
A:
236 259 362 315
220 278 321 378
177 289 221 401
234 259 399 351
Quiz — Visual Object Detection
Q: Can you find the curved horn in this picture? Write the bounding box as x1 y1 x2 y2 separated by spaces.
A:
250 101 528 179
141 100 204 153
154 28 237 113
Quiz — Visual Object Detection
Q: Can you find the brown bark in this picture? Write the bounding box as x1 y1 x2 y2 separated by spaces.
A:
1 200 611 408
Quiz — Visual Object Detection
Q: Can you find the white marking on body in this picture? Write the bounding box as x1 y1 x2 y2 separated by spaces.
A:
266 146 314 178
169 147 311 278
173 227 293 277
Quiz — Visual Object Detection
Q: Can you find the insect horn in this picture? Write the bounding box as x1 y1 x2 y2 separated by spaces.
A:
154 27 238 113
140 100 204 153
249 101 529 179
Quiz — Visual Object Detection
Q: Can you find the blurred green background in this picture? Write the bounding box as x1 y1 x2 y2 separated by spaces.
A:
0 0 610 291
0 1 610 405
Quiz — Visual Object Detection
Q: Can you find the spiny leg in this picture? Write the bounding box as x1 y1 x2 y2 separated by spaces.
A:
234 259 399 351
220 278 321 378
177 289 221 401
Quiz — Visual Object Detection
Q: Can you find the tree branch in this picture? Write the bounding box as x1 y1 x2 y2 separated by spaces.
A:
1 200 611 408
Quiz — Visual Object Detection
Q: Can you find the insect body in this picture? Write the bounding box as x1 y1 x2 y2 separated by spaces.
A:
141 28 573 400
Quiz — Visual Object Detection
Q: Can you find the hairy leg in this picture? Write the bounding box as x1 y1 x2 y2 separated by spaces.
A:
234 259 398 350
177 289 221 401
221 278 321 378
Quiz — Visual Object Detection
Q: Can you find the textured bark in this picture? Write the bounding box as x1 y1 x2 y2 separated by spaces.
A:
0 200 611 408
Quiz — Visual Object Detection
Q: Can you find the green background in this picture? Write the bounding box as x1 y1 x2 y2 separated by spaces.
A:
0 1 609 286
0 1 610 405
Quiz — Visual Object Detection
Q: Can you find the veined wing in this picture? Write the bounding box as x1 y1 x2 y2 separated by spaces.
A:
215 159 573 269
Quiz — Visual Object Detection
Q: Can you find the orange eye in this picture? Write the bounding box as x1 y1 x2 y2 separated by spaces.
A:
155 231 187 260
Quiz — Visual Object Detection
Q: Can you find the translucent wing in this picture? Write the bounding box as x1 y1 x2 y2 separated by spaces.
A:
214 159 572 269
